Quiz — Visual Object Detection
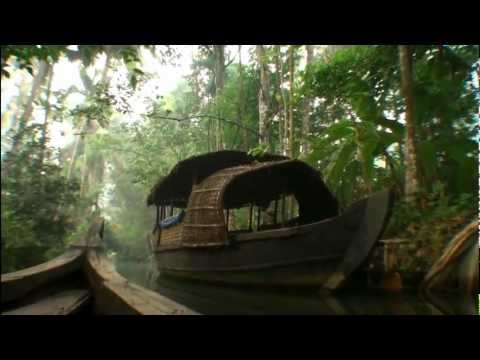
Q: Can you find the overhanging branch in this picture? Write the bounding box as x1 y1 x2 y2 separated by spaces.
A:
150 114 259 136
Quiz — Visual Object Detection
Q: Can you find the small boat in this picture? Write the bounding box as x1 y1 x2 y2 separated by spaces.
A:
421 219 478 296
147 150 394 290
1 217 195 315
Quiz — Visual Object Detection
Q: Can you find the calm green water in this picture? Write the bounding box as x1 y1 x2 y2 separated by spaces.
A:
112 257 478 315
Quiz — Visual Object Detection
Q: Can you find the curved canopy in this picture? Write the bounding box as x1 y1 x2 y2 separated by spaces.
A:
223 160 338 222
180 159 339 247
147 150 288 207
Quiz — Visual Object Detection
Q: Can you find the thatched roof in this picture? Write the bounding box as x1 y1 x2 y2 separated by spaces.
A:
147 150 288 207
180 159 338 247
222 160 338 221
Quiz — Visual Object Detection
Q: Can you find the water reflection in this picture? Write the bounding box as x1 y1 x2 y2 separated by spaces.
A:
113 258 478 315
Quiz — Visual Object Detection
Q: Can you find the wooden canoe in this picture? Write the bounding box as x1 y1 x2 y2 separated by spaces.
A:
82 218 197 315
1 216 196 315
421 219 478 296
155 189 394 290
1 245 92 315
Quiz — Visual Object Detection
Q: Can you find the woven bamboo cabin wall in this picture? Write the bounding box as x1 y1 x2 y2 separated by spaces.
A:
181 165 251 246
180 160 338 247
159 225 184 246
148 151 338 249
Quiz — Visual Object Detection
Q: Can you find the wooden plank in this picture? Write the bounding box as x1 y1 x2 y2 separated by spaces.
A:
85 248 197 315
1 248 85 304
421 220 477 295
182 224 225 228
249 204 253 231
459 242 478 295
323 189 393 291
191 188 222 193
423 291 477 315
1 216 103 305
232 217 334 242
187 207 218 211
2 289 91 316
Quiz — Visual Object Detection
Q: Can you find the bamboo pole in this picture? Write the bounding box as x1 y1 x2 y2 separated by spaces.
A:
249 204 253 231
226 209 230 231
257 206 261 231
273 199 278 225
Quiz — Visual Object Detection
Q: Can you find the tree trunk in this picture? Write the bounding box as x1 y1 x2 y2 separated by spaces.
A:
300 45 313 159
66 118 84 180
214 45 225 150
477 62 480 87
2 60 49 178
275 66 283 154
286 47 297 216
39 64 54 165
77 51 112 198
80 135 88 195
214 45 225 93
100 49 112 84
287 46 295 158
274 46 289 156
193 69 202 113
1 75 28 134
256 45 271 149
21 61 49 128
274 46 287 155
237 45 248 150
399 45 420 204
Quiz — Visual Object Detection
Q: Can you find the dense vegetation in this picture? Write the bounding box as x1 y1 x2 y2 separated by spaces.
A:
1 45 478 273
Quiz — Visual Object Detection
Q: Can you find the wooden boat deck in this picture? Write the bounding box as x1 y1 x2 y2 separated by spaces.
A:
2 289 91 316
1 217 197 315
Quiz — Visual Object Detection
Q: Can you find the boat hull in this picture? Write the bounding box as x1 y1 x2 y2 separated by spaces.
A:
159 259 342 287
154 190 393 289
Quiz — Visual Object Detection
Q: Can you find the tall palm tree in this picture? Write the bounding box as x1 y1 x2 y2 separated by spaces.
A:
399 45 420 203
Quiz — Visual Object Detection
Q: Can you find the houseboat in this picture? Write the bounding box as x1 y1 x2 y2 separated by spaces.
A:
147 150 393 290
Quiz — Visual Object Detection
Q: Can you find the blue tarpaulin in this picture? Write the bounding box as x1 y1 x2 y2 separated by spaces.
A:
160 210 185 229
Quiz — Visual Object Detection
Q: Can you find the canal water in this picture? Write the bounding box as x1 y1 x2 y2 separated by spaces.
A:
111 257 479 315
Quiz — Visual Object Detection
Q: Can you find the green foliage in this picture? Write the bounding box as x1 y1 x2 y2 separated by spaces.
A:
1 45 108 78
307 118 399 206
384 183 476 273
220 63 261 149
104 112 199 187
304 45 479 206
248 144 269 158
2 44 479 275
70 83 115 128
1 45 182 269
303 46 403 203
1 45 165 91
1 45 66 77
119 46 146 90
1 125 80 273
